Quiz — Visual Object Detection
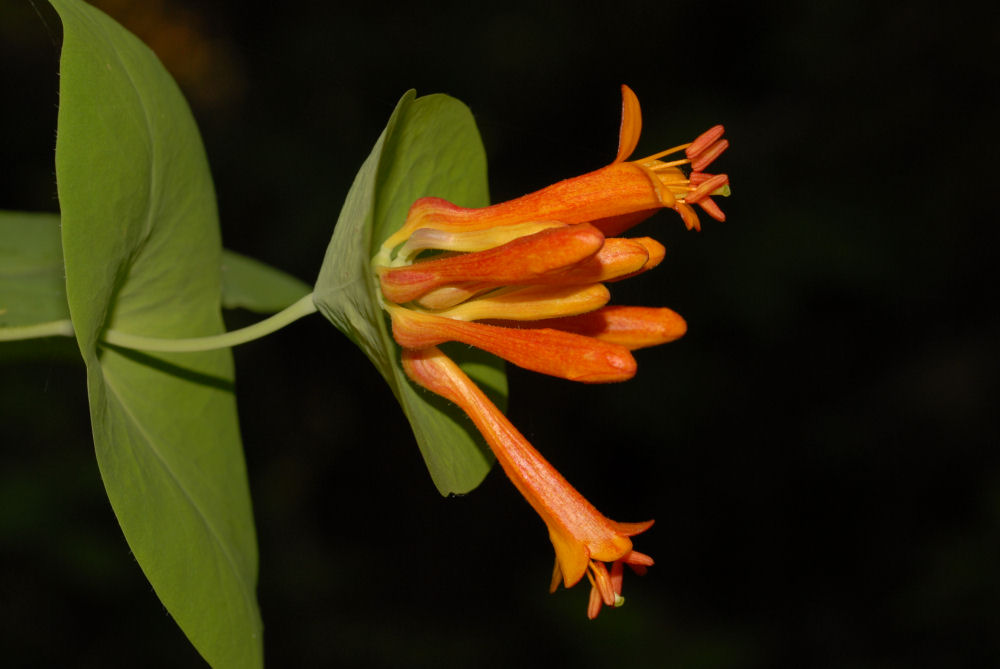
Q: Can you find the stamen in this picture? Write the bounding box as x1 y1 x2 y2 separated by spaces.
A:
685 173 729 204
685 125 725 159
589 561 616 606
636 142 692 164
697 197 726 222
646 158 691 170
661 181 691 195
587 584 603 620
610 561 624 593
691 139 729 172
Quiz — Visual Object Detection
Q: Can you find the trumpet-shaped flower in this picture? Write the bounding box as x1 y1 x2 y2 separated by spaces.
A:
402 347 654 619
378 85 729 257
373 85 729 617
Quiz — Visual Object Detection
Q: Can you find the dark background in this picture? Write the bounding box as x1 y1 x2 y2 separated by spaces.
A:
2 0 997 667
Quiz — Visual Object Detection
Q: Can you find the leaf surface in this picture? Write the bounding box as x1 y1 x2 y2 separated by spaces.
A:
220 249 311 313
0 211 67 328
51 1 261 666
0 208 307 335
314 92 506 496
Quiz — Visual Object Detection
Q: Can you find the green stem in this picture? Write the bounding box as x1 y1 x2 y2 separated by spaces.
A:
0 319 75 341
1 293 319 351
103 293 318 352
0 293 316 352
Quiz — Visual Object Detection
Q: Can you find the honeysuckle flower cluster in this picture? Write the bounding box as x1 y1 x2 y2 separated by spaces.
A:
373 86 729 618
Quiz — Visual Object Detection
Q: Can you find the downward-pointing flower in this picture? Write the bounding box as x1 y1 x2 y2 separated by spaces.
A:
369 85 730 617
402 347 654 619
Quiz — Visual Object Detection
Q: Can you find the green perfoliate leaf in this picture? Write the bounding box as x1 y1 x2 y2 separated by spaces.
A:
220 249 311 313
51 1 261 667
0 211 74 359
0 209 306 337
314 92 507 496
0 211 68 328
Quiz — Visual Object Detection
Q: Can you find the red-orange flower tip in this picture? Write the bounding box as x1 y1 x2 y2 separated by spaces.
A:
390 307 637 383
500 306 687 350
587 550 656 619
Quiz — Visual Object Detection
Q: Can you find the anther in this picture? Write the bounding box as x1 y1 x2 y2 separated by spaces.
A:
691 139 729 172
685 125 725 159
685 173 729 204
697 197 726 222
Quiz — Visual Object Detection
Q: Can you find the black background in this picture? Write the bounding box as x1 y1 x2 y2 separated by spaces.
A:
2 1 997 667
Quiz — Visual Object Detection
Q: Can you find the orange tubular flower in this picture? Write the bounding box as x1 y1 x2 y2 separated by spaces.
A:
403 347 654 620
379 84 729 255
373 85 730 617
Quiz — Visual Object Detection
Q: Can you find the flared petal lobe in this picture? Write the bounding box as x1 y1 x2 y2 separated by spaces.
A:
615 84 642 163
